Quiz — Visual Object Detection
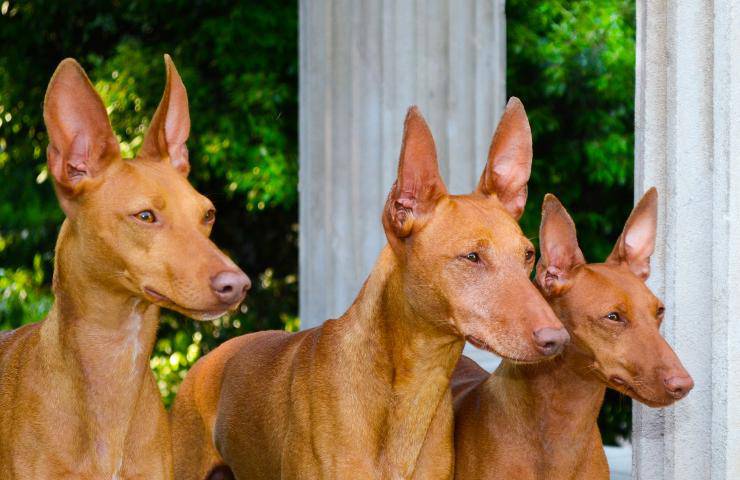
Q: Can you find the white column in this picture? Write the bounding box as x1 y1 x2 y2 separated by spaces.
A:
633 1 740 478
298 0 506 369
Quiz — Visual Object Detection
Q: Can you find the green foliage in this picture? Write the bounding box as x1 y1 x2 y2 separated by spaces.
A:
0 255 52 330
0 0 636 438
508 0 636 443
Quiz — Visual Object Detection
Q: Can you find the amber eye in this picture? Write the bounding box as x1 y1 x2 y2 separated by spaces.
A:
605 312 622 323
134 210 156 224
204 209 216 223
525 248 535 262
465 252 480 263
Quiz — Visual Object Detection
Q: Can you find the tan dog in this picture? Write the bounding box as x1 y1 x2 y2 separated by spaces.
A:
452 190 693 480
0 56 249 479
171 98 569 480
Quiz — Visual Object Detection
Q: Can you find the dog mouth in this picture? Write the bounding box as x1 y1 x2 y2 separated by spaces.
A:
465 335 543 365
608 375 673 408
143 286 232 320
465 334 497 353
608 376 637 396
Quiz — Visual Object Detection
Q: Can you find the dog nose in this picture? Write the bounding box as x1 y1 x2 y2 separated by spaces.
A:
664 374 694 399
532 327 570 356
211 270 251 305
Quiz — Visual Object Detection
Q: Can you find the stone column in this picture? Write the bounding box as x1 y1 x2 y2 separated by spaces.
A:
298 0 506 370
633 1 740 478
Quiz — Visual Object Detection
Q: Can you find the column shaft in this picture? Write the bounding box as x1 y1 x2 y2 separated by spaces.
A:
299 0 506 335
633 1 740 477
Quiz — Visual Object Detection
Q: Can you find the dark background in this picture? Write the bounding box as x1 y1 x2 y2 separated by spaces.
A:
0 0 635 444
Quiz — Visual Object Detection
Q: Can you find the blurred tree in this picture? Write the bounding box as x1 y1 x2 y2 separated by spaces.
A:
0 0 635 443
507 0 636 444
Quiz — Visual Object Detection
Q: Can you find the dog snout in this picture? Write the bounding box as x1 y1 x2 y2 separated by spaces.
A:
532 327 570 357
663 373 694 400
211 270 251 305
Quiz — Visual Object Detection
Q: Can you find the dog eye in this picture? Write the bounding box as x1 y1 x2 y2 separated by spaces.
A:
204 209 216 223
134 210 157 224
605 312 623 323
465 252 480 263
524 248 535 262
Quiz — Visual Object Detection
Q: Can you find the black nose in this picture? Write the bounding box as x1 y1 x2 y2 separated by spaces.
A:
532 327 570 356
210 270 251 305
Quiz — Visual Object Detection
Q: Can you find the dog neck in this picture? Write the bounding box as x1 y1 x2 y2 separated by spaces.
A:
341 245 464 477
490 345 606 464
40 220 160 475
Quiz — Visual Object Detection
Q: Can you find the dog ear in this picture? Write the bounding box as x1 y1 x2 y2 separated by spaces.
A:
607 187 658 281
536 194 585 296
476 97 533 220
382 106 447 245
140 54 191 176
44 58 121 213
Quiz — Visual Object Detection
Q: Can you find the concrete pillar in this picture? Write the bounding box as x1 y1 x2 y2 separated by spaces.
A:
633 1 740 478
298 0 506 370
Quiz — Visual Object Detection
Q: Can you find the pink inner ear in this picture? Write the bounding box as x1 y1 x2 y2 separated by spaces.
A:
624 220 655 261
539 198 585 277
482 148 531 219
395 196 417 210
164 77 189 145
547 245 568 268
544 265 563 288
66 133 90 181
69 132 87 158
614 219 654 281
168 143 189 174
164 108 188 146
492 155 515 177
510 190 527 216
163 76 190 174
